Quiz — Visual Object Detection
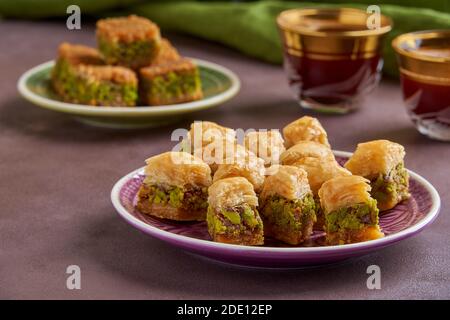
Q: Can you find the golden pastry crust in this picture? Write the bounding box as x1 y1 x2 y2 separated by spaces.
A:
213 153 266 193
287 156 351 195
57 42 104 65
75 64 137 84
139 58 197 78
143 152 212 187
192 137 244 173
280 140 349 194
280 141 335 165
96 15 160 41
261 165 311 201
318 176 372 214
208 177 258 211
244 130 286 166
283 116 330 148
344 140 406 178
187 121 236 151
150 38 180 66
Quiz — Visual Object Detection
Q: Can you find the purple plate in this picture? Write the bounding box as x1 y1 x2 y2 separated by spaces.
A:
111 151 441 268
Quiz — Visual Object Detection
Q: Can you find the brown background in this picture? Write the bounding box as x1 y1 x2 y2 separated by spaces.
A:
0 20 448 299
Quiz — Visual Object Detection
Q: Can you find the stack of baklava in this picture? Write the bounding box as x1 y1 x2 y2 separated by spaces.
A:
51 15 202 107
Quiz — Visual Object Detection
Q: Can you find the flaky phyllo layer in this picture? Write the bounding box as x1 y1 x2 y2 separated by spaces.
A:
260 194 316 245
206 203 264 245
244 130 286 166
143 152 212 187
344 140 410 211
52 59 138 106
207 177 263 245
136 152 212 221
282 116 330 148
96 15 162 69
370 163 410 211
138 183 208 212
319 176 384 245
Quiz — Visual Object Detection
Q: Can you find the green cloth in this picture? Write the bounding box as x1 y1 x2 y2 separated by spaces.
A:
1 0 449 77
134 1 450 77
0 0 144 18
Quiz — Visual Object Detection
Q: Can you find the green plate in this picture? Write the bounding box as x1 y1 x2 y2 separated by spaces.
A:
17 59 240 128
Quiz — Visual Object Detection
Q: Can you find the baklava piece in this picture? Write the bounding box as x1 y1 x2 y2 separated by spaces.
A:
51 43 138 106
280 142 350 194
207 177 264 245
96 15 161 69
280 141 351 230
213 150 266 193
244 130 286 166
280 140 335 166
182 121 237 172
260 166 316 245
201 138 247 173
139 58 203 105
319 176 384 245
136 152 211 221
345 140 410 211
185 121 236 152
150 38 180 66
283 116 331 148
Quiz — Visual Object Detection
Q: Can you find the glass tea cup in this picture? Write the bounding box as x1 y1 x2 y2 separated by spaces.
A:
277 8 392 114
392 30 450 141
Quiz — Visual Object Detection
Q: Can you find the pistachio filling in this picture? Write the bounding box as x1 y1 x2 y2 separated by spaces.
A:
207 203 262 237
260 194 316 233
52 59 137 106
325 199 379 234
142 70 201 101
143 184 208 211
371 163 410 205
314 196 325 229
98 37 159 68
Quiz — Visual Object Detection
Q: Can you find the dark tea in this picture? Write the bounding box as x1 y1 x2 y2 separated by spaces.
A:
277 8 392 113
283 52 383 111
393 31 450 141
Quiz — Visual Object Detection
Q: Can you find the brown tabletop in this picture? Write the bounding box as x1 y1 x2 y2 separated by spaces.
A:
0 20 448 300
